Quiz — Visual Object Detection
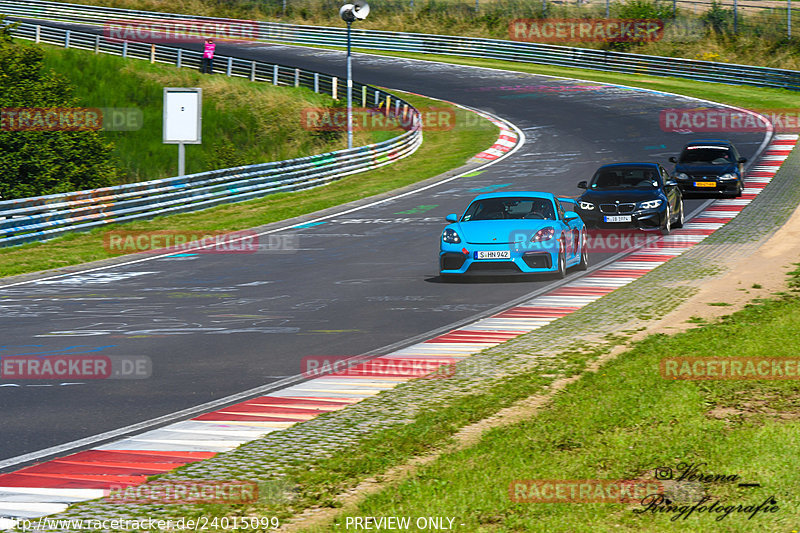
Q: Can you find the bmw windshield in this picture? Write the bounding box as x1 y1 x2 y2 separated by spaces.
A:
588 168 660 190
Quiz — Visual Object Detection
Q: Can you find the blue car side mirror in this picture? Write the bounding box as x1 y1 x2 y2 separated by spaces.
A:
564 211 580 221
445 214 458 223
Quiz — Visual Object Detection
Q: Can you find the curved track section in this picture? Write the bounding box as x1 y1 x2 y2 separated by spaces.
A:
0 23 771 483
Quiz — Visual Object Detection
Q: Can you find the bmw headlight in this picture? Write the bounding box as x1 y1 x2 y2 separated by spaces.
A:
719 173 738 180
675 172 689 180
638 199 663 210
442 228 461 244
531 227 556 242
579 201 595 210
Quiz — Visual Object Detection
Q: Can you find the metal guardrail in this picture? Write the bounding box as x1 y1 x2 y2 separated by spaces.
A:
2 0 800 90
0 20 422 247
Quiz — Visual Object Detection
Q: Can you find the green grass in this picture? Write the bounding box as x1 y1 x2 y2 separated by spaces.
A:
0 89 497 277
48 0 800 70
312 266 800 532
35 43 379 182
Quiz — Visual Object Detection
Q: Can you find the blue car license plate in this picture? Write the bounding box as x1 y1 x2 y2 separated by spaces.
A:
474 250 511 260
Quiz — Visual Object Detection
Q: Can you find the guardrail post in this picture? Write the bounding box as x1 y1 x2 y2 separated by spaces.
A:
122 41 128 58
227 57 233 76
34 25 40 43
374 90 380 106
332 77 338 99
176 48 182 68
294 68 300 87
95 34 100 54
362 86 367 107
395 100 400 115
273 64 278 85
250 61 256 81
150 43 156 63
314 72 319 93
65 30 70 48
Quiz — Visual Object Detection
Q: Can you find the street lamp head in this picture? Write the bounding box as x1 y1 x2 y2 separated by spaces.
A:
340 0 369 22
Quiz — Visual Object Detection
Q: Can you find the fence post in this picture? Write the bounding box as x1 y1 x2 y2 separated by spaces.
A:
374 90 380 106
34 24 40 43
314 72 319 93
122 41 128 58
294 68 300 87
332 77 338 99
150 43 156 63
95 34 100 53
177 48 182 68
65 30 70 48
273 64 278 85
250 60 256 81
362 85 367 107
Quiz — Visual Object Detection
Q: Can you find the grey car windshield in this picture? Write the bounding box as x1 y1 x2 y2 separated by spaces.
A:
589 168 660 190
462 197 556 221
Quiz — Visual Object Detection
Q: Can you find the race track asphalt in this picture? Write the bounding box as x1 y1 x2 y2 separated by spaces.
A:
0 25 768 467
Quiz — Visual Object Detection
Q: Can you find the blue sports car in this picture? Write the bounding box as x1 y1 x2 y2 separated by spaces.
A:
439 192 588 279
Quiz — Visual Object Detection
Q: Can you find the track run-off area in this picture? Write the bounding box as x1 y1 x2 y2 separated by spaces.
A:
0 15 796 526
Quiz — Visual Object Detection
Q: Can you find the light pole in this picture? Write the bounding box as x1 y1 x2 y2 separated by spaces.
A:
339 0 370 150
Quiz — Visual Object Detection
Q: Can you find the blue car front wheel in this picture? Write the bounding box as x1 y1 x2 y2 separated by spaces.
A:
556 244 566 279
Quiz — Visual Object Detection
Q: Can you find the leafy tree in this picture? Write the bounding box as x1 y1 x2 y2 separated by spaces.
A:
0 16 117 200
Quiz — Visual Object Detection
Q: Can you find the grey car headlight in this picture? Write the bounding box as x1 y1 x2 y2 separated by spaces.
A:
579 201 595 210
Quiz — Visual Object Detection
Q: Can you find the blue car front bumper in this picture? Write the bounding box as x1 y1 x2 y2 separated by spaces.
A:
439 242 559 275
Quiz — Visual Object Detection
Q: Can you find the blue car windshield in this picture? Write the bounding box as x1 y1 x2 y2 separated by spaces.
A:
462 197 556 221
589 168 660 190
679 147 733 165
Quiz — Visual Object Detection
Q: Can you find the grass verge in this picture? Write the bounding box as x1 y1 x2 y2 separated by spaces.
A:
33 41 379 183
0 89 497 278
48 0 800 70
313 266 800 532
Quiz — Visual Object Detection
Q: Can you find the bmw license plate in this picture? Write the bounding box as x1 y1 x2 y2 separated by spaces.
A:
474 250 511 260
603 215 632 223
695 181 716 188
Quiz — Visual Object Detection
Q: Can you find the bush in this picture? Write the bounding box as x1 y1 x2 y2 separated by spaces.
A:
0 16 117 200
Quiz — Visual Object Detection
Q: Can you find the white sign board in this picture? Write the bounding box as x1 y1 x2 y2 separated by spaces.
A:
163 88 202 144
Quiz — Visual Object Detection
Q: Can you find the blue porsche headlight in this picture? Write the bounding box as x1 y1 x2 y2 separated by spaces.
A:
531 227 555 242
442 228 461 244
